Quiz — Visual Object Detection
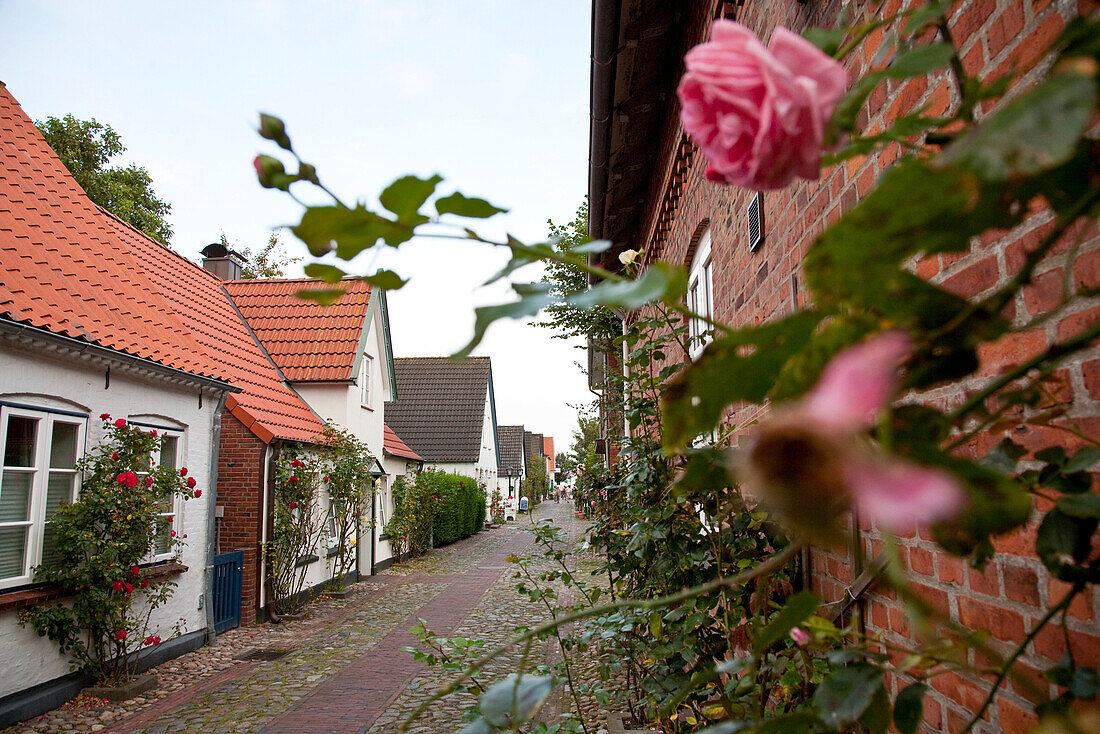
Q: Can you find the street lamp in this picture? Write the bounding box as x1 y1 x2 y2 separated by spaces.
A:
506 465 516 499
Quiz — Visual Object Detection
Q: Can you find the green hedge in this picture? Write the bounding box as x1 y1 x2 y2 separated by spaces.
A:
419 471 486 546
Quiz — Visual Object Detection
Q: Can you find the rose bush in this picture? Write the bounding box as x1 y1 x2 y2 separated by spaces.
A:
19 416 195 685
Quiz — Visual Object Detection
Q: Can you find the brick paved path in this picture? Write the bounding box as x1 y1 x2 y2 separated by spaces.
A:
100 502 583 734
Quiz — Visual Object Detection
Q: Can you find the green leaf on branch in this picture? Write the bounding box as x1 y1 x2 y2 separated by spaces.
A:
884 43 955 78
478 674 554 729
901 1 952 36
939 70 1098 182
662 310 825 450
803 27 848 56
453 293 559 360
362 269 408 290
753 592 821 654
569 263 687 310
1063 447 1100 474
805 160 1007 310
813 664 883 730
380 174 441 225
295 287 346 306
292 205 413 258
893 682 927 734
436 192 507 219
454 720 497 734
303 263 347 284
1036 508 1098 580
1058 493 1100 519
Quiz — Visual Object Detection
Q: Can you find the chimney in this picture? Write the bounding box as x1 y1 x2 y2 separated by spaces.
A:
201 242 246 280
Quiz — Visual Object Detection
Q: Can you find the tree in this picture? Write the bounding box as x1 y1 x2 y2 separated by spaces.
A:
36 115 173 244
224 233 301 279
535 198 621 345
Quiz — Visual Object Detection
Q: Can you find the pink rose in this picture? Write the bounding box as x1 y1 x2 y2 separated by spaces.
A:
677 20 848 190
790 627 810 646
743 332 965 535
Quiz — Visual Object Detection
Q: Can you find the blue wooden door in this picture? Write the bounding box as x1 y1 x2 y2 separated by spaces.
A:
212 550 243 633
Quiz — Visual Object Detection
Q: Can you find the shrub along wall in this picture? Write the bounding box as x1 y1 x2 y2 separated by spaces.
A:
420 471 486 546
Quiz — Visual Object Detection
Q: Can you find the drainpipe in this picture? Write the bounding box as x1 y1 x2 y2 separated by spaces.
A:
264 440 282 623
369 485 376 576
203 392 228 644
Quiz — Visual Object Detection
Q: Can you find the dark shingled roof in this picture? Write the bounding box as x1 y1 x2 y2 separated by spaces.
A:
498 425 526 474
523 431 545 468
386 357 493 463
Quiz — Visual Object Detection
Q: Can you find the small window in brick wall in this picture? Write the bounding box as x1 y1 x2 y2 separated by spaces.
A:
687 229 714 360
748 193 764 252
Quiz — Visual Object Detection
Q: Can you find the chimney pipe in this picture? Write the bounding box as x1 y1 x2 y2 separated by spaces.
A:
200 242 246 281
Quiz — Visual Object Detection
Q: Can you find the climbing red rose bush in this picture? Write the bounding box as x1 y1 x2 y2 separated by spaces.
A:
19 416 196 685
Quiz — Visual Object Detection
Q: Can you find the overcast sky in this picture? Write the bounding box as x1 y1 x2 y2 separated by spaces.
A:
0 0 594 451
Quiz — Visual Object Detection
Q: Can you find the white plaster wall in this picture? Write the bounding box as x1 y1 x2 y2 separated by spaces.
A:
0 346 220 698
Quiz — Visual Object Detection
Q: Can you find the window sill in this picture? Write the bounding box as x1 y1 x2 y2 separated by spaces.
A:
295 554 320 568
0 562 189 613
360 405 374 412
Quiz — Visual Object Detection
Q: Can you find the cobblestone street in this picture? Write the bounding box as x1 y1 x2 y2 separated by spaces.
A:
8 503 587 734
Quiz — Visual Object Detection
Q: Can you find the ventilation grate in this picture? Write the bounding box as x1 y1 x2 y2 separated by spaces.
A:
748 193 764 252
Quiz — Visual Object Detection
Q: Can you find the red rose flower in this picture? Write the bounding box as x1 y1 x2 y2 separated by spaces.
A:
114 418 127 428
179 467 188 477
131 565 141 576
323 476 330 483
151 429 158 437
182 534 187 538
100 413 111 421
291 459 304 468
111 452 119 462
187 477 196 489
288 476 298 484
115 630 127 641
140 579 149 588
116 471 139 488
288 501 297 510
112 580 125 591
124 582 134 593
145 476 154 487
170 530 177 537
144 635 156 646
193 489 202 498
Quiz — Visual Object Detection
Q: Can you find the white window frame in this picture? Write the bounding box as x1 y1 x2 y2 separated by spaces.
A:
133 422 184 562
0 405 86 590
360 354 374 408
687 229 714 360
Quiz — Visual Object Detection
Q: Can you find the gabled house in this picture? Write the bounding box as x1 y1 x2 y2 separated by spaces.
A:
0 82 325 722
496 425 528 519
222 277 403 574
385 357 501 493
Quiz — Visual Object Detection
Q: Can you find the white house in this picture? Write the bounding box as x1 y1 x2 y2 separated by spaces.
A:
224 277 407 574
0 83 247 724
384 356 501 496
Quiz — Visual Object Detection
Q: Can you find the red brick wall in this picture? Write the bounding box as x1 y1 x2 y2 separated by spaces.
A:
216 412 267 624
622 1 1100 731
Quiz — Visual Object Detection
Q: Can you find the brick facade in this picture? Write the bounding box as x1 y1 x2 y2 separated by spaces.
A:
216 412 268 624
602 1 1100 730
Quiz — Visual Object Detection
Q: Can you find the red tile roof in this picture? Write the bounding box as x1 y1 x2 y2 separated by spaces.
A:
383 423 422 461
0 84 322 444
223 278 371 382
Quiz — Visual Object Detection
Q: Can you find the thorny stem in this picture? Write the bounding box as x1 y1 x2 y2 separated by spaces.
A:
947 319 1100 422
961 582 1083 733
516 561 593 734
397 541 804 731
